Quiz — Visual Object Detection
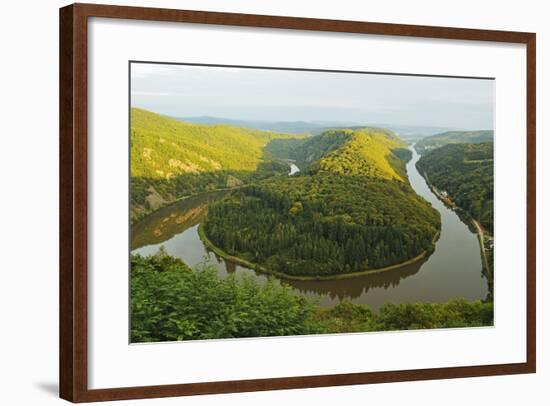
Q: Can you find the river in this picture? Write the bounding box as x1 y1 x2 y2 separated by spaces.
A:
131 146 488 310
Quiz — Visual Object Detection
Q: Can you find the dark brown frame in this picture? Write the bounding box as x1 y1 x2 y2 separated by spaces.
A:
59 3 536 402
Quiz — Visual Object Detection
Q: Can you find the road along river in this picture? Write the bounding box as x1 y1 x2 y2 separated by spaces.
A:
132 147 488 310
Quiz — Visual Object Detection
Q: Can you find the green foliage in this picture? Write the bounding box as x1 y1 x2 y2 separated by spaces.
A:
131 254 493 342
417 142 493 233
415 130 494 154
130 108 305 222
130 254 317 342
312 299 493 333
285 130 351 170
372 299 494 330
309 300 376 333
263 138 308 160
203 129 440 276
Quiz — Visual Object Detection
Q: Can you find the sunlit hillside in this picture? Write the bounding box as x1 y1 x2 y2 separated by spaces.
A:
130 108 305 221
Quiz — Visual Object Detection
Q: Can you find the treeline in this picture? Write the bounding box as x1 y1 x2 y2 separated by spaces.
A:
417 142 494 233
130 254 493 342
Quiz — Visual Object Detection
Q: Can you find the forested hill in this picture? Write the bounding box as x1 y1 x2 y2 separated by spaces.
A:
203 128 440 277
130 108 305 222
414 130 494 154
416 142 493 233
266 128 411 181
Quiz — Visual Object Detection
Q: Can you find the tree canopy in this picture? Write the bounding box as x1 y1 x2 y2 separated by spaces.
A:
203 129 440 276
417 142 493 233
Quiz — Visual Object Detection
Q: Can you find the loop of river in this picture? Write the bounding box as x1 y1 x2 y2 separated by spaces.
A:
131 147 489 310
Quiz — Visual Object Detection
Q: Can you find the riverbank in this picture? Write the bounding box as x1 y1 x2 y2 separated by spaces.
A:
472 219 491 272
417 167 492 272
199 222 440 281
131 185 245 226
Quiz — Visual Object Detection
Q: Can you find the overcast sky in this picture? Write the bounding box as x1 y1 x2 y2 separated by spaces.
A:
131 63 494 130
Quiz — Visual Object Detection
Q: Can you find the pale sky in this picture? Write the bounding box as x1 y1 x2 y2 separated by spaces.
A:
130 62 494 130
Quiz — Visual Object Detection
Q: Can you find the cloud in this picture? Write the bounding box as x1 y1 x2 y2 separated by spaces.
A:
129 62 494 129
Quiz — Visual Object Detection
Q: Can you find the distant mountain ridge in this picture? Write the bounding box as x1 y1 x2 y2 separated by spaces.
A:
176 116 352 135
177 115 455 139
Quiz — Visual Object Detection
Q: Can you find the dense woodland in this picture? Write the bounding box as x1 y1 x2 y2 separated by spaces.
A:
416 142 494 233
203 129 440 276
414 130 494 154
130 108 305 222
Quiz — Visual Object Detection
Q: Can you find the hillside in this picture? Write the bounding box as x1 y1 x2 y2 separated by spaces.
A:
414 130 494 154
266 128 411 180
305 129 410 181
203 128 441 277
130 108 305 222
416 142 493 233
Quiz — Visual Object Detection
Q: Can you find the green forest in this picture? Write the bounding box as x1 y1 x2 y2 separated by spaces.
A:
131 253 493 342
416 142 494 233
414 130 494 154
202 129 440 276
130 108 305 222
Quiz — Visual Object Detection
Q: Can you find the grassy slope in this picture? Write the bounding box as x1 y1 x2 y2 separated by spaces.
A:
132 107 304 178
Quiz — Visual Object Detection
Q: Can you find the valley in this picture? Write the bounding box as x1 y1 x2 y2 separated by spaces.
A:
127 63 496 342
131 110 491 316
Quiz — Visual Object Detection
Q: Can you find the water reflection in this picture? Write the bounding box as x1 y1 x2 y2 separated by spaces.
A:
131 189 231 250
281 257 428 305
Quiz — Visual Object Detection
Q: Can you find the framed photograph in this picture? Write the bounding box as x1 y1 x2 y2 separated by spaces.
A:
59 3 536 402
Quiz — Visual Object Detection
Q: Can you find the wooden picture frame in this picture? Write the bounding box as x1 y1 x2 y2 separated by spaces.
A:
59 3 536 402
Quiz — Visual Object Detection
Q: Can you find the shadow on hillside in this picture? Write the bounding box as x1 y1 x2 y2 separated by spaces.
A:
130 150 293 222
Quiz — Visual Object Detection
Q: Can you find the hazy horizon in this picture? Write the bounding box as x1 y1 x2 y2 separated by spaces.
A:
131 63 495 131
